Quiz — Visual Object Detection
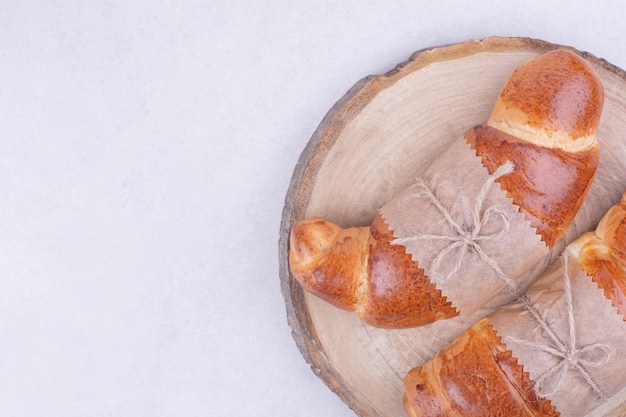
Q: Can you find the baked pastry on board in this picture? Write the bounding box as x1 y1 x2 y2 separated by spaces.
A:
290 49 602 328
404 193 626 417
279 37 626 417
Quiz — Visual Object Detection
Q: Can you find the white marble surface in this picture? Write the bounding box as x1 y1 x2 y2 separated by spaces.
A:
2 2 626 416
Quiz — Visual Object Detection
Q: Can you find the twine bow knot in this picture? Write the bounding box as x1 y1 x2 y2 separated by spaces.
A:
505 255 611 399
392 161 515 288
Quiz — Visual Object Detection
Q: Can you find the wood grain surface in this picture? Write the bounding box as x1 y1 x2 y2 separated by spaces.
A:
279 37 626 417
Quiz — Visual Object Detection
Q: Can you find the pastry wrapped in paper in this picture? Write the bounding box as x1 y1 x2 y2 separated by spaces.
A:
290 49 603 328
403 193 626 417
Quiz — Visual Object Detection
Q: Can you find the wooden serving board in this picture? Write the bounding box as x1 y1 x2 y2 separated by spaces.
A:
278 37 626 417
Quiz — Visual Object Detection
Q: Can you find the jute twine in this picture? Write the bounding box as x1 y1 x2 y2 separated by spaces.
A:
504 255 611 399
392 161 515 288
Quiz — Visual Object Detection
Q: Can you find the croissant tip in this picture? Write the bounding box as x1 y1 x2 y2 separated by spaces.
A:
488 49 603 151
289 217 342 266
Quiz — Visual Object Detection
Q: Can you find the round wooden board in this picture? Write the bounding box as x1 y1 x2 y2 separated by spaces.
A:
279 37 626 417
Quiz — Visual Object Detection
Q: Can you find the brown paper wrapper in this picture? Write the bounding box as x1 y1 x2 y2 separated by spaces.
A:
489 252 626 416
381 137 549 316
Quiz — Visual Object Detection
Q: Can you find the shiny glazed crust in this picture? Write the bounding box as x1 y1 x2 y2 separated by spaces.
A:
403 318 558 417
361 214 457 328
466 125 599 248
488 49 604 152
289 217 369 311
570 196 626 319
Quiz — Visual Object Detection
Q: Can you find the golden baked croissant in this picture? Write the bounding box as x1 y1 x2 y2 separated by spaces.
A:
403 194 626 417
289 50 603 328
